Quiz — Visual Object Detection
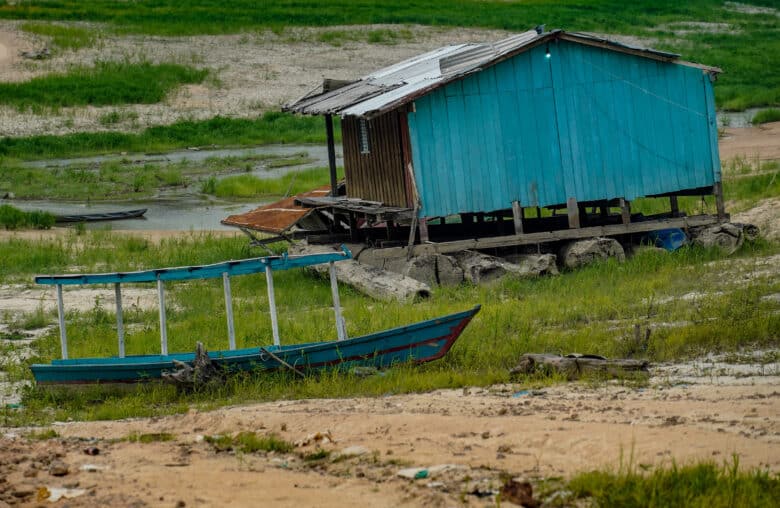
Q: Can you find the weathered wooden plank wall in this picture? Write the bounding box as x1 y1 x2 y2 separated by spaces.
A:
342 113 408 207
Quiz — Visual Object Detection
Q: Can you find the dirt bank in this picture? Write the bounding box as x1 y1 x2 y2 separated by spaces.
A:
1 356 778 507
719 121 780 161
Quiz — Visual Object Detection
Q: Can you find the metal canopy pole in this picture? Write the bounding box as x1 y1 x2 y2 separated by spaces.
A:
114 283 125 358
325 114 338 197
157 276 168 355
223 272 236 350
55 284 68 359
328 261 347 341
265 265 281 347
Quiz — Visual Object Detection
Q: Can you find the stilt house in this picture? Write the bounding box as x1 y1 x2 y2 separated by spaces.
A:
225 28 724 253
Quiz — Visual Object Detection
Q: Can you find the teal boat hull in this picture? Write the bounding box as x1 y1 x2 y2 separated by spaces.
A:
31 306 480 385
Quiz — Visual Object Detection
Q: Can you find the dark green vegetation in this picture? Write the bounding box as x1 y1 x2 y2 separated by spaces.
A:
0 113 332 160
0 204 54 229
0 230 777 424
0 0 778 110
0 62 207 111
565 457 779 508
752 108 780 125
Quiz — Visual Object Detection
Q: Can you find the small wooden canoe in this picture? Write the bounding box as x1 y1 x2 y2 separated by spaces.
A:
55 208 147 223
30 306 480 384
30 246 481 385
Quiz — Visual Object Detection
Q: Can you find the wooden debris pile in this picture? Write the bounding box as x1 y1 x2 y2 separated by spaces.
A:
510 353 649 380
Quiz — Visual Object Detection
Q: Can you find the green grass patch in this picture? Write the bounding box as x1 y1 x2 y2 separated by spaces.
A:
24 428 59 440
0 204 55 230
630 170 780 217
205 432 293 453
0 62 207 112
0 1 778 110
20 22 97 50
0 112 335 160
302 448 331 461
317 28 413 46
752 108 780 125
207 166 344 198
0 163 184 200
126 431 175 443
99 109 139 126
0 152 325 201
567 457 780 508
0 229 777 425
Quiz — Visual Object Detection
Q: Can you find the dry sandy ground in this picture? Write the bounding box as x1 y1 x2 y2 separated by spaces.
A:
719 121 780 161
0 360 778 507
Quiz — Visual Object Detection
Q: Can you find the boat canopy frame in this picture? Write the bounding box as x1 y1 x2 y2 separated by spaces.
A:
35 246 352 360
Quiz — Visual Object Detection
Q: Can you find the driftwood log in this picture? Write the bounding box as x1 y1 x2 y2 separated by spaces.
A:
290 243 431 302
162 342 224 387
510 353 649 380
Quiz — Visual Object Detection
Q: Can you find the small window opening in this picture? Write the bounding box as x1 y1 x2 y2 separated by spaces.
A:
359 118 371 154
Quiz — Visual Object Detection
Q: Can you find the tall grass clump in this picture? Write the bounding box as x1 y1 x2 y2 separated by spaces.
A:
0 62 208 111
0 112 333 160
20 22 97 50
751 108 780 125
0 205 55 230
568 456 779 508
207 166 344 198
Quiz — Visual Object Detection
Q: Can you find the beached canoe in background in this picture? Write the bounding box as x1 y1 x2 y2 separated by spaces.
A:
54 208 147 223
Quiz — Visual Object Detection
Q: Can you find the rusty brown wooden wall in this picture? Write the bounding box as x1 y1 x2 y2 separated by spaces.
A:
342 112 409 207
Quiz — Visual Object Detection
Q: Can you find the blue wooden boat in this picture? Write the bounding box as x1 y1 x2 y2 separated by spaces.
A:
30 246 479 385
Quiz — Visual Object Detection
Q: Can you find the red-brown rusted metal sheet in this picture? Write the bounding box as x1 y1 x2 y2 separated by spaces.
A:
221 186 331 234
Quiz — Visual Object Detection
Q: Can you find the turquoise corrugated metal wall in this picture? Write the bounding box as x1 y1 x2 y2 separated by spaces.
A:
407 41 720 218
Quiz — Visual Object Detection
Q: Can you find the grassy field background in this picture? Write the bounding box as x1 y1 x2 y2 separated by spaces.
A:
0 0 778 111
0 113 332 161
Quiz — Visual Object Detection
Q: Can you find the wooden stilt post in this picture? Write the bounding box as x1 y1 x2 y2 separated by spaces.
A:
325 114 338 197
619 198 631 225
567 197 580 229
265 265 280 347
223 272 236 350
713 182 726 221
114 283 125 358
512 200 524 235
418 217 429 243
670 195 679 218
157 276 168 356
56 284 68 360
328 261 347 341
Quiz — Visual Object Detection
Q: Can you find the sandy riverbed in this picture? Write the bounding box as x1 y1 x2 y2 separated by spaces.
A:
1 357 778 507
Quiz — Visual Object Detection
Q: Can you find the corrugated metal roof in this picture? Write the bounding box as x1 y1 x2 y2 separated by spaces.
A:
284 29 719 120
221 186 331 234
